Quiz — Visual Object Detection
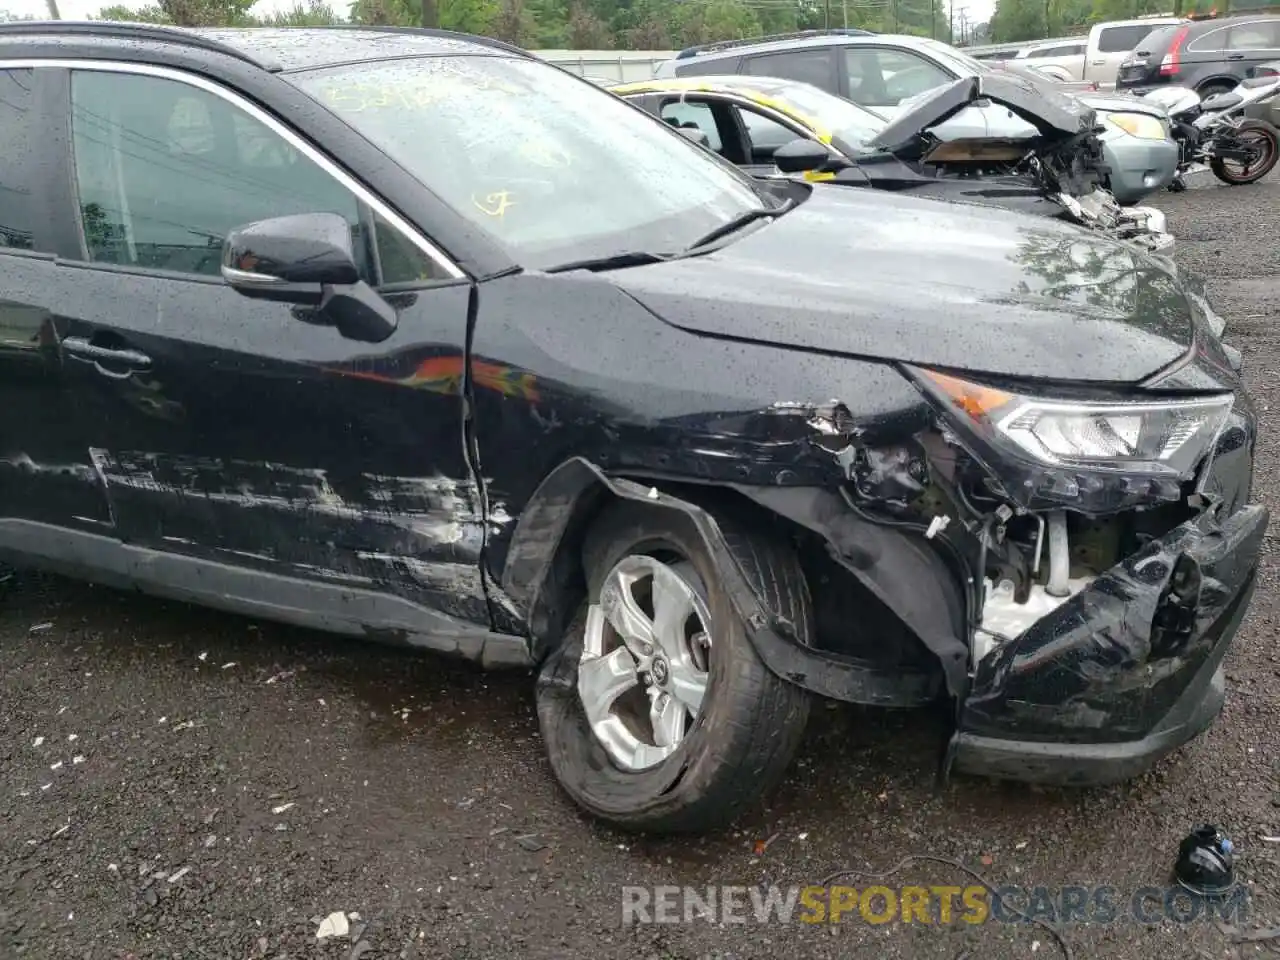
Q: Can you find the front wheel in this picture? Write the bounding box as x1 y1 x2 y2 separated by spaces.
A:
535 500 812 834
1210 120 1280 185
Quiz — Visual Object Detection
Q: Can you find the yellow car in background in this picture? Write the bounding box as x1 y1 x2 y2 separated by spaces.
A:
611 75 886 180
610 74 1173 250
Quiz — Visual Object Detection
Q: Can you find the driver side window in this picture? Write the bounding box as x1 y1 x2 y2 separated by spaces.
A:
658 100 723 153
733 106 802 164
69 69 446 286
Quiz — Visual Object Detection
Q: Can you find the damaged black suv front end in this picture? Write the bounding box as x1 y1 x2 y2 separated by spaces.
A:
721 352 1265 785
585 182 1268 790
864 341 1264 786
916 343 1267 785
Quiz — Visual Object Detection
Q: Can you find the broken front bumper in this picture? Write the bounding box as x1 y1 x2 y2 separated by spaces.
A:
950 501 1269 786
1101 136 1180 203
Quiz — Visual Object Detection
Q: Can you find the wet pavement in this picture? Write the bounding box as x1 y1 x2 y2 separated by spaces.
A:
3 170 1280 960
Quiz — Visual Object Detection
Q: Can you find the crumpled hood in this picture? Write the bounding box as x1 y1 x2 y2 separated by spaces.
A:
609 186 1196 383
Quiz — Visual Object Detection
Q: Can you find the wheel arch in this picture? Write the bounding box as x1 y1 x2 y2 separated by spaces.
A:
502 457 956 707
1196 75 1239 94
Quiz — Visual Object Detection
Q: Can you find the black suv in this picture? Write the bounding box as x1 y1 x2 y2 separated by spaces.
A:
0 22 1268 835
1117 15 1280 96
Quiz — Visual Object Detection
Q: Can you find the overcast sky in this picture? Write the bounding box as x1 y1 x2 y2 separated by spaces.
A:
3 0 997 35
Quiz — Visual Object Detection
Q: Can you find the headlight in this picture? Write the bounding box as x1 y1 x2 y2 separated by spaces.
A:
1102 111 1168 140
913 368 1233 510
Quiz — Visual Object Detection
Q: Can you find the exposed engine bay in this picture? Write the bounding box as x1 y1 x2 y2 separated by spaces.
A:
796 360 1246 675
850 74 1175 252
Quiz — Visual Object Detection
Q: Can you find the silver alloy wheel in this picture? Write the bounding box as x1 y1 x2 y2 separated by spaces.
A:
577 554 712 772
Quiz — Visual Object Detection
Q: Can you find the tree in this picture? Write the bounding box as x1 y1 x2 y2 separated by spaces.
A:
91 0 905 52
259 0 341 24
96 3 170 20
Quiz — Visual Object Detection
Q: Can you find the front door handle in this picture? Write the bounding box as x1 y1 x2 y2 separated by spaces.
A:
1090 58 1107 65
1227 53 1246 60
63 336 152 379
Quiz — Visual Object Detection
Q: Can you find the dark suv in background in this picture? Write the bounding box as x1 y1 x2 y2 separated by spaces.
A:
1117 15 1280 97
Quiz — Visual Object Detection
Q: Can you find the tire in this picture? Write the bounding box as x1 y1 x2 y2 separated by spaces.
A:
1210 120 1280 185
1198 81 1236 101
535 499 812 834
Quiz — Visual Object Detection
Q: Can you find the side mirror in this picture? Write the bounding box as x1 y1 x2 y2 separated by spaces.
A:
773 137 841 174
221 212 397 344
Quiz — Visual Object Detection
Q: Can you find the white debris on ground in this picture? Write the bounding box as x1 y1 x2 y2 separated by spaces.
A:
315 911 350 939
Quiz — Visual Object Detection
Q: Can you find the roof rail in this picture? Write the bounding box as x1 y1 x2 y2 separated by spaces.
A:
675 28 874 59
322 24 535 59
0 20 269 67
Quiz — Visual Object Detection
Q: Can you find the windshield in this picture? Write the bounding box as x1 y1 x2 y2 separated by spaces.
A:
292 56 771 270
917 38 988 77
769 81 887 152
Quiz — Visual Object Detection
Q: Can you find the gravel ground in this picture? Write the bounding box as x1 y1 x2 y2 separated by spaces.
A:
3 170 1280 960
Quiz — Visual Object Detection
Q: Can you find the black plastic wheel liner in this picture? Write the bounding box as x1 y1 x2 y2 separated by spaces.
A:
502 457 943 707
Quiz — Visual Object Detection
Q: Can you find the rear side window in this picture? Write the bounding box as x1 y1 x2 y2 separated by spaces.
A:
1096 24 1156 53
0 69 38 252
1140 25 1185 52
1227 20 1280 50
676 56 741 76
743 49 836 92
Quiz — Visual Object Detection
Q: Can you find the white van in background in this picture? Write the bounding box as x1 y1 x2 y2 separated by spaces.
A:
1015 16 1188 87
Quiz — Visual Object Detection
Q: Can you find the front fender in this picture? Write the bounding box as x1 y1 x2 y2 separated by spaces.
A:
501 457 940 706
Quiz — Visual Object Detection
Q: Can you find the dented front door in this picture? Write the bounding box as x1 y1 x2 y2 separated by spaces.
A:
53 271 491 626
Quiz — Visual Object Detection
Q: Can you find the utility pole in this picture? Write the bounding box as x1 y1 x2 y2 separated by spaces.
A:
842 0 848 28
949 0 955 41
931 0 937 38
824 0 831 28
45 0 60 17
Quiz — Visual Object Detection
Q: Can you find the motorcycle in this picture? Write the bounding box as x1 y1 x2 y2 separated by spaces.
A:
1142 74 1280 190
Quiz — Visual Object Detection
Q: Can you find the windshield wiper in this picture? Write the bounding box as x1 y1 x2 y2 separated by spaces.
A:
542 199 796 274
683 198 796 252
543 250 673 274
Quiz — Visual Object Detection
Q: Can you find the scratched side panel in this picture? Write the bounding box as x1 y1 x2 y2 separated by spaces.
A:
0 267 115 532
52 264 491 627
92 452 499 622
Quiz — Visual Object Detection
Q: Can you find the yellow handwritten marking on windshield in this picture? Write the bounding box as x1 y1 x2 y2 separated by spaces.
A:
473 191 516 218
